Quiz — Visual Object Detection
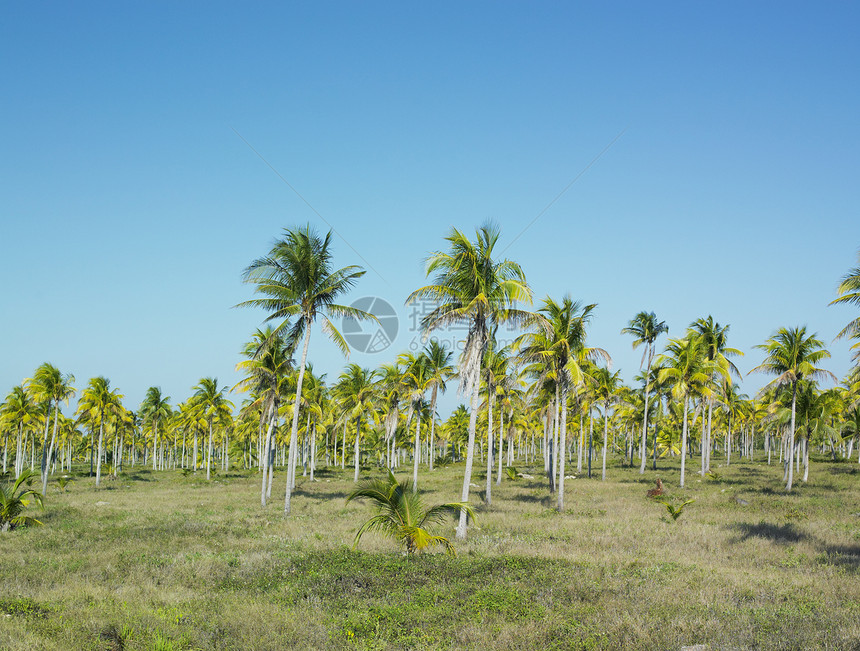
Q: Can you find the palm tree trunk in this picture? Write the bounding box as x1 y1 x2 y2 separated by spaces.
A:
353 416 361 483
42 403 60 495
152 420 158 471
429 387 438 472
413 408 421 492
601 400 609 481
680 396 689 488
285 324 312 515
496 408 504 485
206 418 213 480
588 405 594 478
557 385 569 511
486 394 494 505
456 366 482 541
261 403 276 507
640 347 653 474
96 419 105 487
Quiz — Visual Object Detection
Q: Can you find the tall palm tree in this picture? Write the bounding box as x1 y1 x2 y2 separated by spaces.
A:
191 378 233 481
1 386 39 478
234 327 294 506
239 225 374 515
399 352 431 492
423 340 455 473
690 316 743 474
657 335 719 488
517 296 606 509
28 364 76 494
334 364 377 483
407 223 537 539
592 365 621 481
830 251 860 363
76 377 123 487
750 327 835 491
622 312 668 474
377 362 406 469
140 387 171 472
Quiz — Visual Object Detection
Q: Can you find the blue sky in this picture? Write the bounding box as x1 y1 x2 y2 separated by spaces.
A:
2 2 858 416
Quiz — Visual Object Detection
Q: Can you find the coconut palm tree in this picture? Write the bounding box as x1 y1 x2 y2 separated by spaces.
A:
335 364 378 482
399 352 431 492
1 386 39 478
830 251 860 363
423 340 455 473
690 316 743 474
239 225 374 515
591 365 621 480
27 364 76 495
140 387 171 472
191 378 233 481
234 327 294 506
517 296 606 509
407 223 537 539
621 312 668 474
347 470 476 555
377 362 406 469
76 377 123 487
750 327 835 491
0 469 44 532
657 335 719 488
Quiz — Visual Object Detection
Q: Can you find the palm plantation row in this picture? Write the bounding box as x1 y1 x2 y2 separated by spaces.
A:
3 225 860 539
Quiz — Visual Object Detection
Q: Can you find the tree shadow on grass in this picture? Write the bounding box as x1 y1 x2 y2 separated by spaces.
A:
297 489 351 501
820 544 860 571
728 522 806 544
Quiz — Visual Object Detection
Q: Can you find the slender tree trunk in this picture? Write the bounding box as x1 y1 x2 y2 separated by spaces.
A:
206 418 213 480
42 403 60 495
456 363 482 541
354 416 361 483
413 408 421 492
486 394 494 505
496 408 504 485
285 325 312 515
601 400 609 481
152 420 158 471
680 396 689 488
96 418 105 487
429 387 438 472
640 347 654 474
557 386 569 511
588 405 594 478
261 403 276 507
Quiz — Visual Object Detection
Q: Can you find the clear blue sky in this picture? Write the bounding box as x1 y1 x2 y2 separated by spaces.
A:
2 2 857 417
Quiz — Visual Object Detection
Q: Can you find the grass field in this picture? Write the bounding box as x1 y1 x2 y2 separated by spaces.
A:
2 456 860 650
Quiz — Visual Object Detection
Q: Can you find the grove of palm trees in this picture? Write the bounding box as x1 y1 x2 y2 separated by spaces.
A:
2 225 860 649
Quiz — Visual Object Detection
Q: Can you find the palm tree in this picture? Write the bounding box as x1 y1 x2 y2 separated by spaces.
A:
1 386 39 478
517 296 606 509
407 223 537 539
423 340 455 473
76 377 123 487
140 387 171 472
335 364 378 482
592 365 621 480
830 251 860 363
750 327 835 491
377 362 406 469
239 225 374 515
690 316 743 475
621 312 668 474
191 378 233 481
399 352 431 492
657 336 718 488
0 469 44 532
27 364 76 495
234 327 294 506
346 470 476 555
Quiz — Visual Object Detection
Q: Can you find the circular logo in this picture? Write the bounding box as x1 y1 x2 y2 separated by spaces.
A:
342 296 399 354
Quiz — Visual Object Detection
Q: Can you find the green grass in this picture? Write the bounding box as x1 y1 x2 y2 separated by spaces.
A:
2 456 860 649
